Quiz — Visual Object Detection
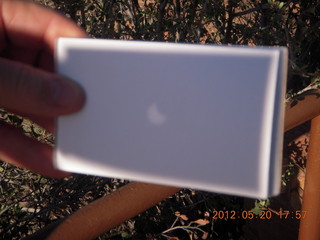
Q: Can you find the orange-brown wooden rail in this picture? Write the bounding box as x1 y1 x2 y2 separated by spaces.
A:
298 115 320 240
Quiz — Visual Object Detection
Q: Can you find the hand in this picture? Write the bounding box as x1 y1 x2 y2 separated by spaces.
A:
0 0 87 177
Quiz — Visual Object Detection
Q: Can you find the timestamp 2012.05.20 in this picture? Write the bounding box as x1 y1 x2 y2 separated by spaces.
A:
212 210 307 220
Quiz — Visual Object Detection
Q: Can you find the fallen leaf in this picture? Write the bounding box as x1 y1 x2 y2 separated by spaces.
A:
193 219 209 226
180 214 189 221
202 232 208 239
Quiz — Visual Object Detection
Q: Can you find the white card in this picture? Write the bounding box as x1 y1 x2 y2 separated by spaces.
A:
55 38 287 198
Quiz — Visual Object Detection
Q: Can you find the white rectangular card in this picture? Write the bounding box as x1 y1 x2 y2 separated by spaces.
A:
55 38 287 198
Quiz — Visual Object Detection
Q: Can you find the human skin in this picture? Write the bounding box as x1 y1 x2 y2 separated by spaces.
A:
0 0 87 178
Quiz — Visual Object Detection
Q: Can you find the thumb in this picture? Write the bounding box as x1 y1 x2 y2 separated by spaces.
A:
0 58 85 116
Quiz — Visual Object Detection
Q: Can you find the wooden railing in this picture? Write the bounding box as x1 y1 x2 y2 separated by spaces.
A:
26 89 320 240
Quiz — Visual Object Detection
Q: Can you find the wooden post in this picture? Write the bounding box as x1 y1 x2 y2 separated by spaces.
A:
298 115 320 240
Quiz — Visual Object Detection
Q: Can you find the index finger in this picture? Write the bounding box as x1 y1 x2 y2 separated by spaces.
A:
0 0 87 68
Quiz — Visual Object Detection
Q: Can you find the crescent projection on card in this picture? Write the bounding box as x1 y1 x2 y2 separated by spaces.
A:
147 103 167 126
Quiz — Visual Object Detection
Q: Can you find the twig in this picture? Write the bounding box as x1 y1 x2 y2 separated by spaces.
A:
169 216 180 229
157 0 168 41
162 225 207 235
232 5 267 18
